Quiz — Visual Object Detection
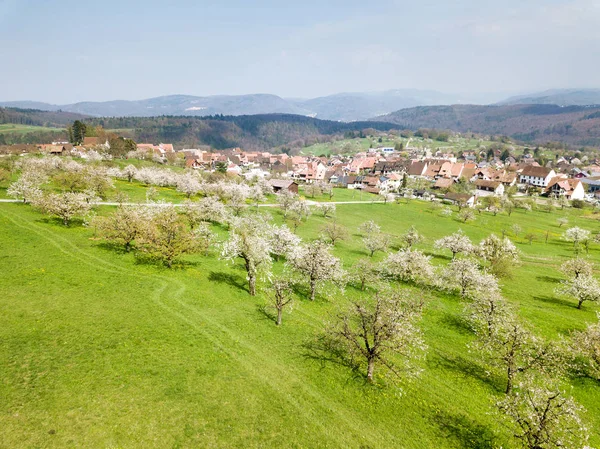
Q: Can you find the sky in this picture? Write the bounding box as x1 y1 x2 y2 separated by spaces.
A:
1 0 600 103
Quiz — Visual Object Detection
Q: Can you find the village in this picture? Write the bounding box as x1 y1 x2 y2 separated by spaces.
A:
22 134 600 208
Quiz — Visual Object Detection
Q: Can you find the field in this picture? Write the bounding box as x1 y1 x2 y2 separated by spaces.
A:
1 183 600 448
300 136 525 157
0 124 65 135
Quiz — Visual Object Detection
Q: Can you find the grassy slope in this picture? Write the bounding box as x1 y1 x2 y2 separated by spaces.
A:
1 198 600 448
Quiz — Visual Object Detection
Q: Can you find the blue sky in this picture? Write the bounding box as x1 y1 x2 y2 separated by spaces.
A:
1 0 599 103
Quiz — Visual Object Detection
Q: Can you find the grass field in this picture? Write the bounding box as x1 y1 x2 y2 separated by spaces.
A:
1 194 600 447
299 136 526 157
0 124 65 135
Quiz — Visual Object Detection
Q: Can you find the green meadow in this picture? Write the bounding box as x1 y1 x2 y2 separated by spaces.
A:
1 188 600 448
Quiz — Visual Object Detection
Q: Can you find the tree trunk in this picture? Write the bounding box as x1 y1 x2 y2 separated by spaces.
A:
578 299 583 309
249 274 256 296
505 366 514 394
367 359 375 382
276 308 282 326
310 279 316 301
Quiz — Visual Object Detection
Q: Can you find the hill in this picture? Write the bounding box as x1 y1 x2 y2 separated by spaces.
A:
84 114 401 149
0 89 465 122
376 104 600 146
499 88 600 106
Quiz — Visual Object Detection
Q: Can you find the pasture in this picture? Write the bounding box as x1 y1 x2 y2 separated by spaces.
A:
1 193 600 448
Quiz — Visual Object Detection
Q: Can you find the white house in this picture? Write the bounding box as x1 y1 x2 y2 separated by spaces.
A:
519 166 556 188
546 178 586 200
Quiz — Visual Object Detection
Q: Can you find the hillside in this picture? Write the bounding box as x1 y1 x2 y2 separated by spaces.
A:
84 114 401 149
376 104 600 146
500 88 600 106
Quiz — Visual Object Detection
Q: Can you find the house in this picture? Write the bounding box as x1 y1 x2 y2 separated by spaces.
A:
474 179 505 196
407 161 428 177
269 179 299 194
581 176 600 193
546 178 585 200
519 166 556 188
444 192 477 208
226 163 242 175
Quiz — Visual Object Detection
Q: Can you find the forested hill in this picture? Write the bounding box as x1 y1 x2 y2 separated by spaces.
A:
0 108 402 149
0 107 88 127
84 114 401 150
376 104 600 147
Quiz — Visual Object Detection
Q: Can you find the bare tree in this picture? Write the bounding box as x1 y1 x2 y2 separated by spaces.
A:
320 220 349 246
325 288 426 383
268 277 294 326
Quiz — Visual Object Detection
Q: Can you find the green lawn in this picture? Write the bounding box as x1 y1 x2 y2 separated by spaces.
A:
1 197 600 447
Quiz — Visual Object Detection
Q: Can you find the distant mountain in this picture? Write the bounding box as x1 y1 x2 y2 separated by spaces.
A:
0 89 467 121
376 104 600 146
292 89 460 121
499 89 600 106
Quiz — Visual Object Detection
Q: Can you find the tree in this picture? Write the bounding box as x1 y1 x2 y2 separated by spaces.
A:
571 313 600 379
269 225 301 260
563 227 591 255
268 277 294 326
320 220 348 246
559 258 594 280
7 171 46 203
557 217 569 228
71 120 87 145
325 288 426 383
288 240 344 301
434 229 473 258
221 215 273 296
478 234 520 277
382 249 434 285
441 258 499 299
248 184 266 210
33 192 92 226
511 224 522 238
475 320 561 394
350 258 380 291
305 183 322 198
467 290 511 339
276 189 297 218
137 205 200 268
503 199 515 217
288 199 311 232
316 202 336 218
123 164 137 182
400 225 423 249
497 381 588 449
555 274 600 309
94 204 147 251
458 209 476 223
176 173 203 198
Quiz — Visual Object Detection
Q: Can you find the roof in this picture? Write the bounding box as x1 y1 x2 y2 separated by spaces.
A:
475 179 501 189
83 137 100 146
445 193 474 202
521 165 552 178
407 161 427 176
269 179 296 189
434 178 454 189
